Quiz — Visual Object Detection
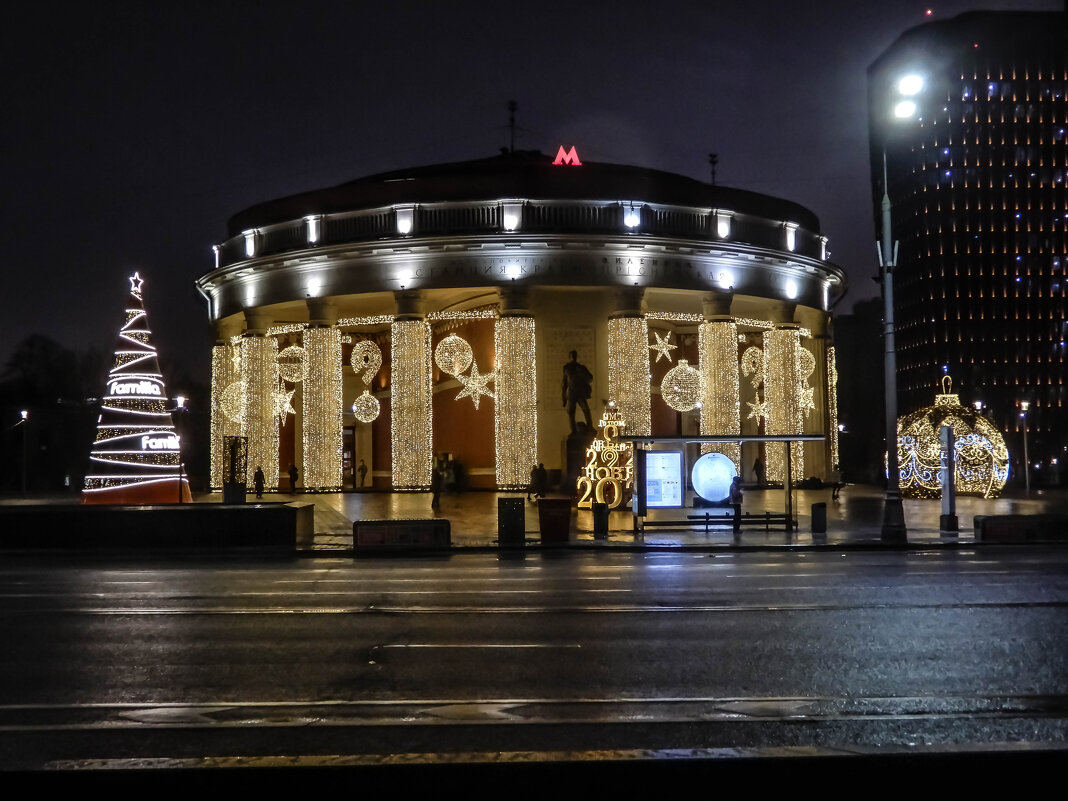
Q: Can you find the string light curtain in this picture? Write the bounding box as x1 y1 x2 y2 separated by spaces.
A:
699 320 740 467
607 316 651 436
241 334 280 489
390 319 433 488
302 326 343 490
764 326 804 484
827 347 840 470
494 315 538 488
209 342 240 489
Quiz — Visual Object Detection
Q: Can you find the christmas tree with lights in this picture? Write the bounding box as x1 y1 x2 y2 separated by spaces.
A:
82 272 191 504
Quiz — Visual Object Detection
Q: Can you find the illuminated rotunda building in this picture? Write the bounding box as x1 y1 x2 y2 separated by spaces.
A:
196 149 847 492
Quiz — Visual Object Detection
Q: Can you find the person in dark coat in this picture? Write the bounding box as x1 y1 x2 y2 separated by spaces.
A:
253 465 265 499
430 457 443 509
288 463 299 493
534 463 548 499
730 476 743 534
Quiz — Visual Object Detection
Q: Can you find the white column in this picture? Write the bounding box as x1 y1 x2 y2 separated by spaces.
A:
390 318 433 488
241 334 280 488
302 325 343 489
699 318 740 468
494 315 538 488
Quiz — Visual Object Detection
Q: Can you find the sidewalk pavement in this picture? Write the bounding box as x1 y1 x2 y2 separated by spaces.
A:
4 484 1065 553
201 483 1068 552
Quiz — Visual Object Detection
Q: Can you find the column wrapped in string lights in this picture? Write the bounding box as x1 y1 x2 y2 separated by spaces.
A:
390 319 433 488
241 335 279 489
607 316 651 436
699 319 740 466
764 325 804 484
209 342 240 489
302 326 343 490
827 346 840 470
494 315 537 488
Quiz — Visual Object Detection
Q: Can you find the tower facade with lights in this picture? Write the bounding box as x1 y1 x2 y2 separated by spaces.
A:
868 10 1068 485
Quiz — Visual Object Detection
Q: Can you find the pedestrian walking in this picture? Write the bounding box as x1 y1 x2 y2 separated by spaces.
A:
430 456 443 509
526 464 538 501
288 463 298 493
534 463 547 499
730 476 743 534
357 459 367 488
253 465 265 499
830 463 843 500
753 457 765 485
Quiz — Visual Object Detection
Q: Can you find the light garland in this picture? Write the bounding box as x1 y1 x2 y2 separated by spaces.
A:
896 377 1009 499
660 359 703 412
302 326 343 490
607 316 651 436
426 308 499 320
83 272 190 503
266 323 307 336
241 334 280 489
220 380 245 424
390 319 433 488
699 321 740 466
494 316 538 488
645 311 703 323
827 347 840 469
277 345 307 383
210 343 240 489
337 314 395 327
764 327 804 484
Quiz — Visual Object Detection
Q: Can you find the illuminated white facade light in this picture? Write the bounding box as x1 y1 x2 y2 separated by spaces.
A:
715 211 731 239
212 244 220 270
897 74 924 95
242 230 257 258
501 202 522 232
623 205 641 229
244 287 256 307
820 235 829 260
305 215 321 244
894 100 917 118
306 275 322 297
784 222 798 252
505 263 522 280
716 269 734 290
396 206 414 235
785 278 799 300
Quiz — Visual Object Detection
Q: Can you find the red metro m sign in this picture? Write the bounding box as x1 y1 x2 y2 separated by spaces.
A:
552 145 582 166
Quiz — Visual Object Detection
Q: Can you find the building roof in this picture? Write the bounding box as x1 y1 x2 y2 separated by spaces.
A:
227 149 821 237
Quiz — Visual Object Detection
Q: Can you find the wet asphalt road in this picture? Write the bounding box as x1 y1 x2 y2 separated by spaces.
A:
2 546 1067 787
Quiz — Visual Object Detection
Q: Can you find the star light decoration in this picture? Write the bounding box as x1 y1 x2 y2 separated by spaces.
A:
274 378 296 423
648 330 677 363
434 334 494 410
454 358 495 410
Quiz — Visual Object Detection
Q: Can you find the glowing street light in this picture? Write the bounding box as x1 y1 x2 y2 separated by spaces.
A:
1020 401 1031 497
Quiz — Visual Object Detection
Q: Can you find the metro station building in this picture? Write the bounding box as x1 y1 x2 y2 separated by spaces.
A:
196 148 847 492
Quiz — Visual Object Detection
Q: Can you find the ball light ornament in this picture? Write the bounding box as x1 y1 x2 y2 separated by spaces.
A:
277 345 307 383
350 340 382 385
220 380 245 423
660 359 703 412
896 376 1009 499
434 334 473 377
351 389 381 423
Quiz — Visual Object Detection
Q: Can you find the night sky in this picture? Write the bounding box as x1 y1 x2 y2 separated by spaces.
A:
3 1 1062 394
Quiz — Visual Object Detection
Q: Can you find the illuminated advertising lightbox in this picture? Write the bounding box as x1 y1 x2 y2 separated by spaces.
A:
645 451 683 508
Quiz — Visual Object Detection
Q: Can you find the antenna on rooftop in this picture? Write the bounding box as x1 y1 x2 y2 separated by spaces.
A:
508 100 517 153
708 153 719 185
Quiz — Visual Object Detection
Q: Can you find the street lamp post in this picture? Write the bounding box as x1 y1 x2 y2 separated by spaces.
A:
174 396 187 504
1020 401 1030 497
19 410 28 497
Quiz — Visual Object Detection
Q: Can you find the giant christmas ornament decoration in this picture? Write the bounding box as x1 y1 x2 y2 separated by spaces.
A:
348 339 383 422
277 345 307 383
660 359 702 412
351 390 380 423
896 376 1009 499
83 272 191 504
434 334 473 376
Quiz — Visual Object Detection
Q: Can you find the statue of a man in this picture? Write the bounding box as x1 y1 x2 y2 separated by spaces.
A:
562 350 594 435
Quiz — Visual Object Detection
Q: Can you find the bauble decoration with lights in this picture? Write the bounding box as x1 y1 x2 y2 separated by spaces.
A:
351 390 381 423
277 345 307 383
660 359 703 412
895 376 1009 499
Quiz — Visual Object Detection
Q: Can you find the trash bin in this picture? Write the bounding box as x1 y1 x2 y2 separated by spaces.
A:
811 501 827 534
497 497 526 547
538 498 572 544
592 501 609 539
